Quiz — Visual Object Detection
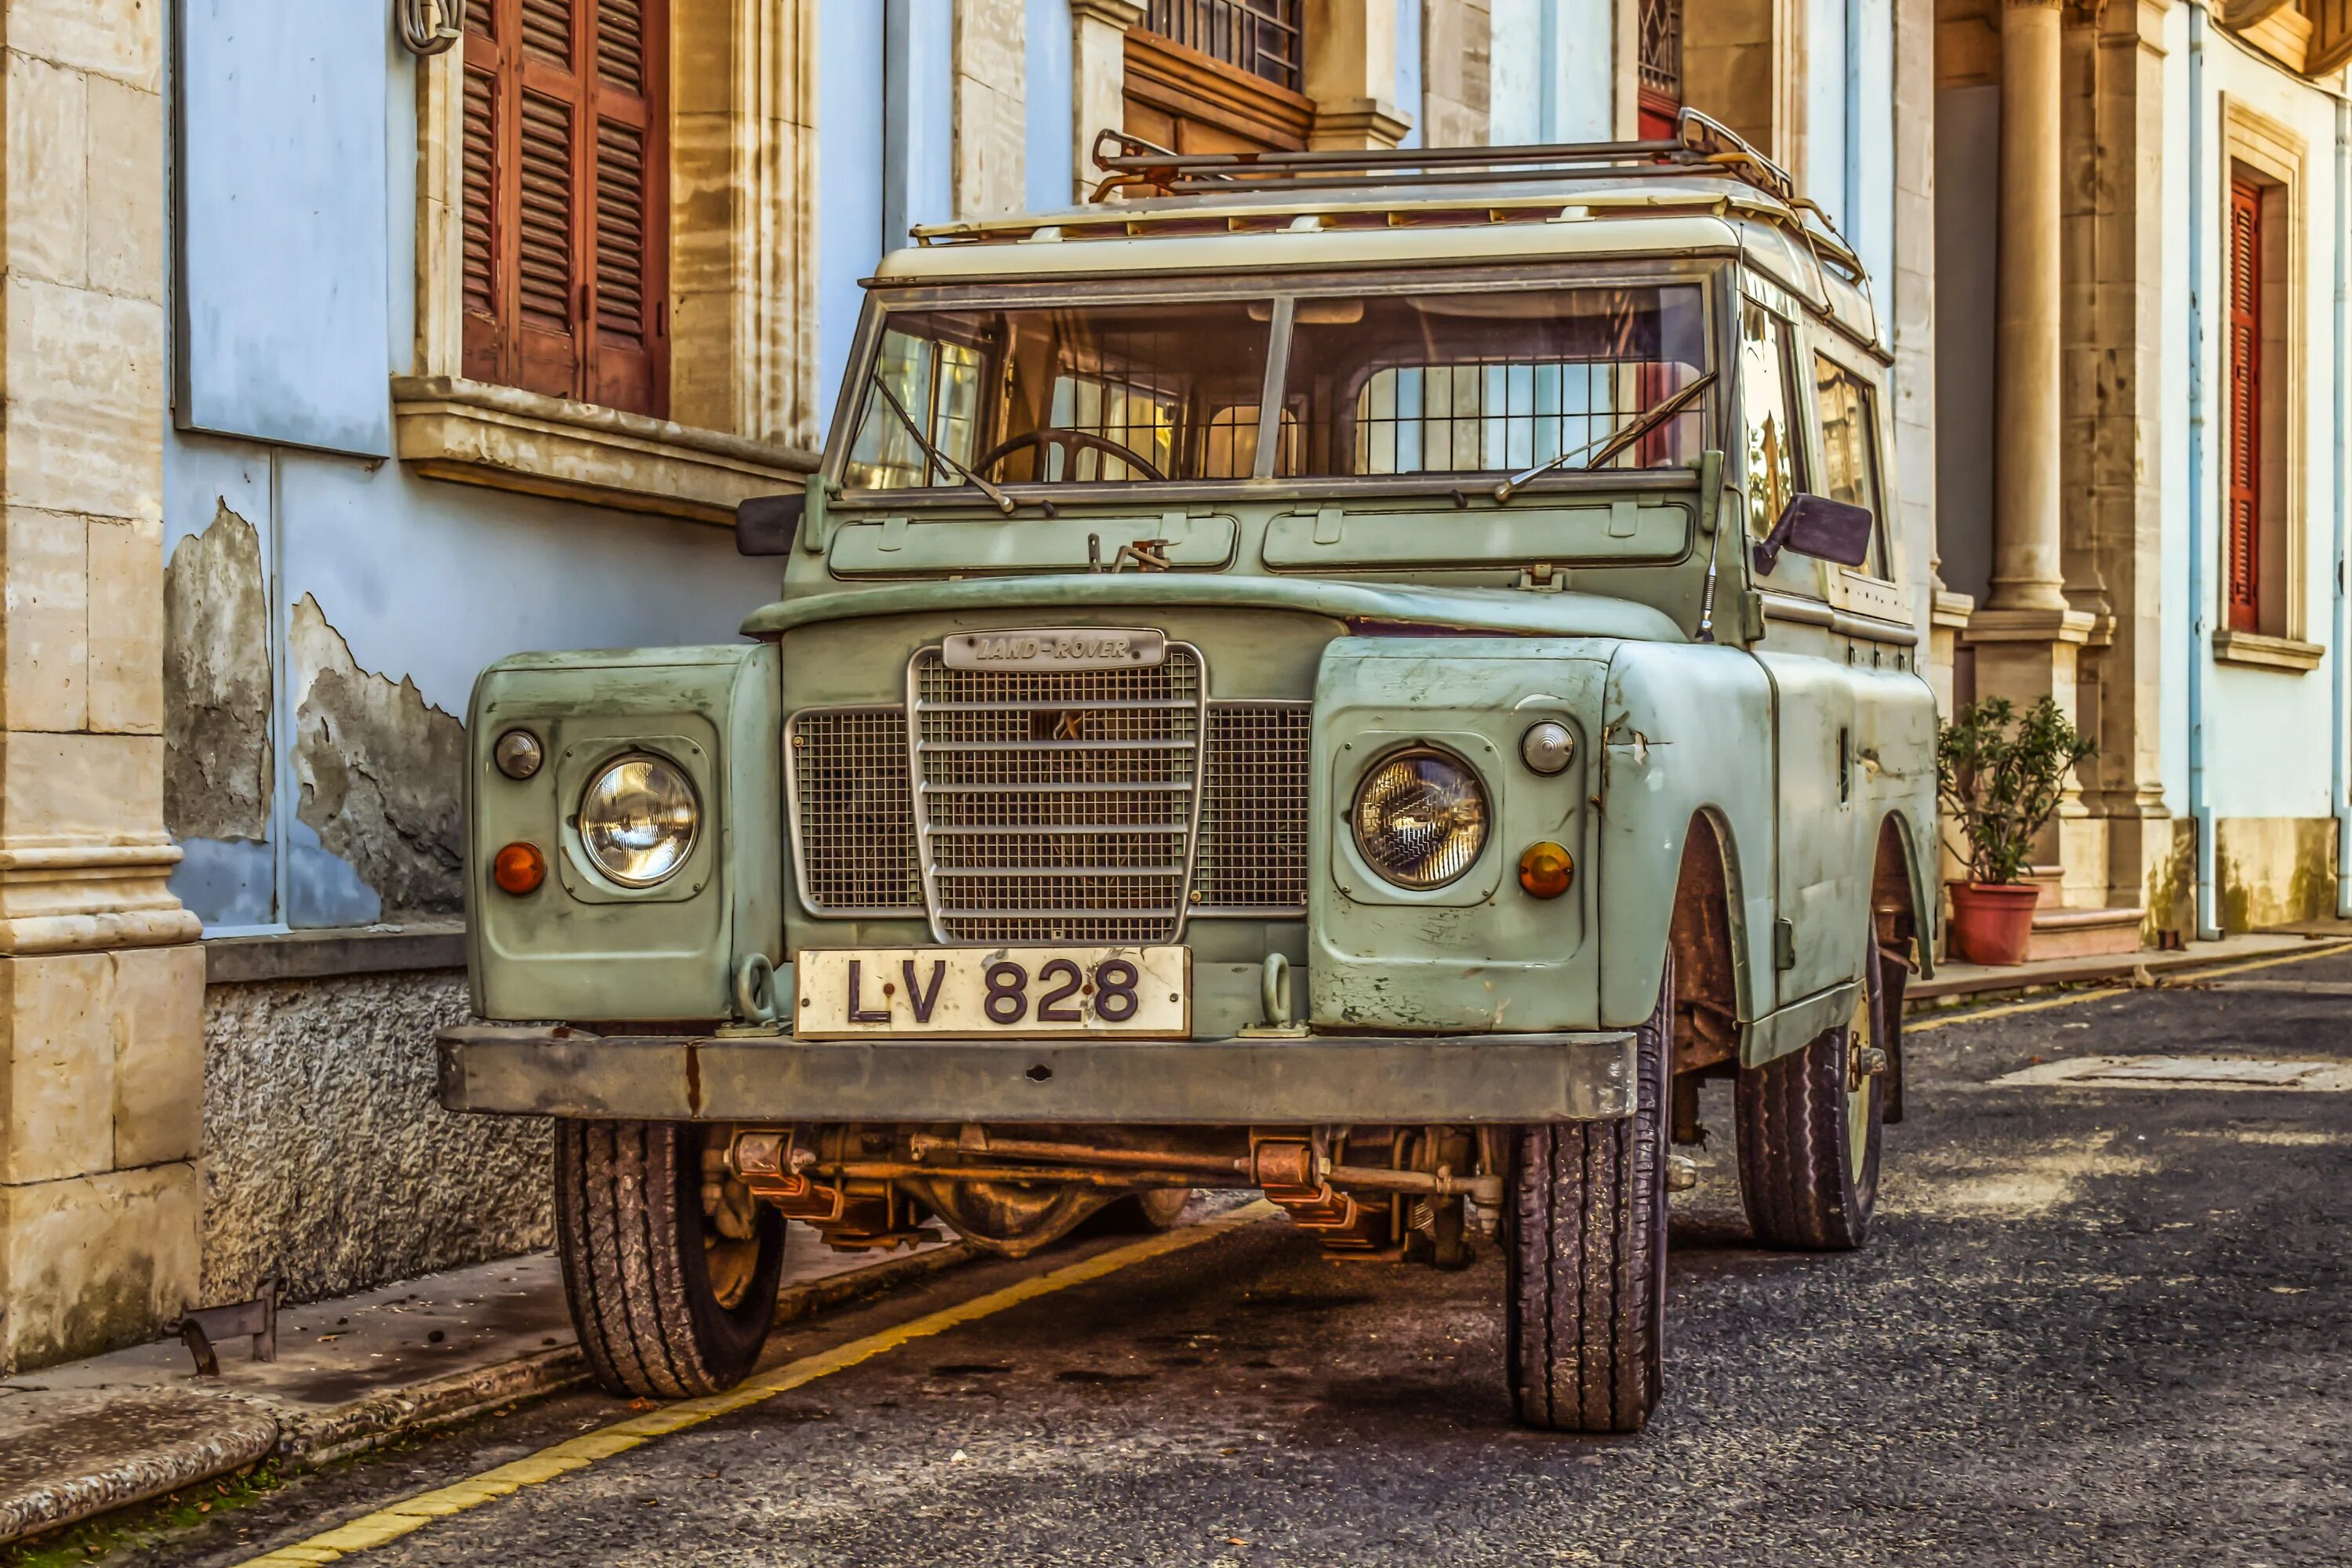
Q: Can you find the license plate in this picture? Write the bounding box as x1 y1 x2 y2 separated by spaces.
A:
793 946 1189 1038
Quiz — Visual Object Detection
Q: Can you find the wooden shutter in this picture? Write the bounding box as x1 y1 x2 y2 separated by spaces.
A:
458 0 667 418
2225 178 2262 633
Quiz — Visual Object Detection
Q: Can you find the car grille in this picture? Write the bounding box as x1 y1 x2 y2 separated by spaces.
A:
912 644 1203 943
787 656 1312 937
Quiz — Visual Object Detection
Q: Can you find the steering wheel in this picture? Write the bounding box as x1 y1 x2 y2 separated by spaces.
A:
974 427 1167 483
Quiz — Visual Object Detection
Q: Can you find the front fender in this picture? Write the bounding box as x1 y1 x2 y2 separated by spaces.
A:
464 642 781 1022
1595 643 1779 1029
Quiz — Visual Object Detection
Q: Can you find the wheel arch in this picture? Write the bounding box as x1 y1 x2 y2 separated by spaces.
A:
1871 807 1933 975
1603 804 1767 1034
1668 809 1753 1073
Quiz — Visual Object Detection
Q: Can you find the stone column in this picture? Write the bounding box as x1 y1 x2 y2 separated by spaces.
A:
1071 0 1144 197
1303 0 1411 150
1986 0 2069 615
0 0 206 1373
1964 0 2096 898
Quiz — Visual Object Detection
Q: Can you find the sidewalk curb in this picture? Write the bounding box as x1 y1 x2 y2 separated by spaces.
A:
0 1240 978 1547
1904 938 2351 1014
0 1392 278 1546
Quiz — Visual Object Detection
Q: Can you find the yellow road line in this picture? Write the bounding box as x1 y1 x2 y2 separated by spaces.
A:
1908 987 2130 1033
1909 939 2352 1034
232 1200 1280 1567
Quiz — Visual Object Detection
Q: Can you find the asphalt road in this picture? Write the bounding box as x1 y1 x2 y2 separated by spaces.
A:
138 949 2352 1567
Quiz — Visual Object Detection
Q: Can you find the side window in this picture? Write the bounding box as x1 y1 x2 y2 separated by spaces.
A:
1737 301 1805 539
1813 356 1889 577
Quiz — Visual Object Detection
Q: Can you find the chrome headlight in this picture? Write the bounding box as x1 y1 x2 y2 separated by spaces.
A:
1351 746 1489 889
579 753 700 887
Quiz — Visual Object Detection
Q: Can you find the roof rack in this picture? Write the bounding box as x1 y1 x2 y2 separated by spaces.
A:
907 107 1865 289
1090 108 1799 208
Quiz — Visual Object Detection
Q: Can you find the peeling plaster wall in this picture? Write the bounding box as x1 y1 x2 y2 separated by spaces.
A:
289 595 467 920
162 502 273 843
200 971 551 1305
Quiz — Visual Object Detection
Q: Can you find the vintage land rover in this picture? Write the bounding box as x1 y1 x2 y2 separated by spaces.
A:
440 115 1936 1434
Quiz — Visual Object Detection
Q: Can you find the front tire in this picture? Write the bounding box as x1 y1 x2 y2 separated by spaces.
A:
555 1120 786 1398
1505 954 1672 1432
1735 939 1885 1250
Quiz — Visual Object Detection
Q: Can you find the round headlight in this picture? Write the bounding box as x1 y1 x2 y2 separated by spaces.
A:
1351 746 1490 889
579 754 699 887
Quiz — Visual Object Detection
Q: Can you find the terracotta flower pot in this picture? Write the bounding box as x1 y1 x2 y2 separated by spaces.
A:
1947 880 2040 966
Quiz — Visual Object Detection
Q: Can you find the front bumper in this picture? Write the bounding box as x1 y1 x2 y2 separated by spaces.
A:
436 1025 1639 1124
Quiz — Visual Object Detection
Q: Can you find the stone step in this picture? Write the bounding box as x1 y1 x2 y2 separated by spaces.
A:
2027 903 2147 961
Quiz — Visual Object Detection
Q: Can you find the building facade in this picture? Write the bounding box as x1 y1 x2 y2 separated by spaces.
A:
28 0 2336 1375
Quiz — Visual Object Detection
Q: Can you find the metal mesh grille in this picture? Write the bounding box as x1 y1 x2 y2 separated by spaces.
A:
789 667 1314 932
1194 704 1311 913
914 648 1204 943
788 709 920 913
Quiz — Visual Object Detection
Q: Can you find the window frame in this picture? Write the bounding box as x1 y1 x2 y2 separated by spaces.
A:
1734 292 1808 544
826 260 1729 507
1808 343 1894 584
2214 98 2309 658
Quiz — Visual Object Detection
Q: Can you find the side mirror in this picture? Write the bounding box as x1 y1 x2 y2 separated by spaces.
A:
735 492 807 556
1752 493 1873 576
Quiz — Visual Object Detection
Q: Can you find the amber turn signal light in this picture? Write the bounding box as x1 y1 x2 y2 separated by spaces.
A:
1517 841 1573 899
493 842 546 895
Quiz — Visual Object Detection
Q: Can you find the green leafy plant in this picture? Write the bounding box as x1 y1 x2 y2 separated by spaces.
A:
1936 695 2094 886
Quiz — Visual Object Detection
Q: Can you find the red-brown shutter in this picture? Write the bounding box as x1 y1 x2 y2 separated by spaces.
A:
2225 178 2262 633
456 0 667 418
459 5 502 383
587 0 662 412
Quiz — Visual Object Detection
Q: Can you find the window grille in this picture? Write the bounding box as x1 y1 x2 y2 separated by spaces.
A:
1353 362 1679 477
1142 0 1305 93
1639 0 1682 104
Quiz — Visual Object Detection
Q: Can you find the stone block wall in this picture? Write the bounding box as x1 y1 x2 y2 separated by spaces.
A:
0 0 209 1373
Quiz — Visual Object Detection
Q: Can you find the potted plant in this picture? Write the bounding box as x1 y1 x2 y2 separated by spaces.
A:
1936 695 2095 965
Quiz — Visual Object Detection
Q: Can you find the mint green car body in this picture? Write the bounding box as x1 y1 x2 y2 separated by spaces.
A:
445 172 1937 1140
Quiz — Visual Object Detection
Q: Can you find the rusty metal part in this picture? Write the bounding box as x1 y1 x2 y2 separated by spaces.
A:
1671 1074 1706 1146
170 1283 279 1377
1324 1162 1501 1203
1671 821 1744 1073
902 1176 1107 1258
907 1131 1246 1178
1249 1139 1316 1189
811 1160 1210 1191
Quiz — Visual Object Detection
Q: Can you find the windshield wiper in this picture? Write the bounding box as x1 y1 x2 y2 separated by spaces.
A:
1491 370 1718 503
867 373 1018 515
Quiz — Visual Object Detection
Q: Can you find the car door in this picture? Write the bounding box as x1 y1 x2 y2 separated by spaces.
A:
1813 339 1934 953
1737 289 1862 1008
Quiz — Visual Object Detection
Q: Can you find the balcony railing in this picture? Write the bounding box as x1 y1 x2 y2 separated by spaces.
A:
1142 0 1305 93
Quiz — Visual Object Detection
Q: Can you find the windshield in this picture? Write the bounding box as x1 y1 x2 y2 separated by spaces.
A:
840 282 1709 492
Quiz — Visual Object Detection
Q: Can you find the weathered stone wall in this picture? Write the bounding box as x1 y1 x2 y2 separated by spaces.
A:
199 971 550 1305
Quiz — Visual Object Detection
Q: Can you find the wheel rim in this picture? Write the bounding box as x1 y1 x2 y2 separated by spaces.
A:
703 1230 761 1311
1843 988 1874 1185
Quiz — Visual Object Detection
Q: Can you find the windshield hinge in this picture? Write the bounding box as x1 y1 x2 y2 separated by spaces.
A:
1515 562 1569 593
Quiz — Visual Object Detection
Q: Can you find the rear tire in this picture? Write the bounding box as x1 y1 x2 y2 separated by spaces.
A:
1735 938 1885 1250
1505 954 1672 1432
555 1120 786 1398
